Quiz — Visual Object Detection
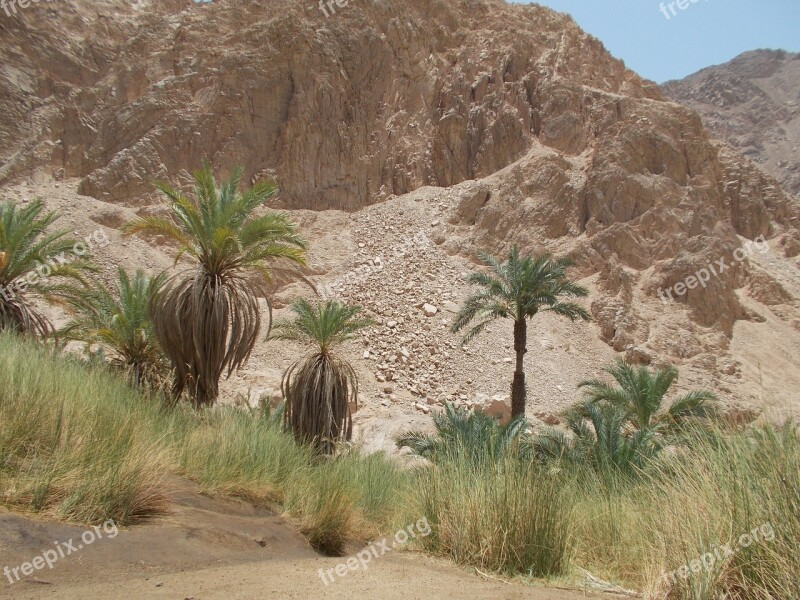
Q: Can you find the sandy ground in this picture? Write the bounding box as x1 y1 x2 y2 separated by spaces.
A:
0 481 625 600
5 555 624 600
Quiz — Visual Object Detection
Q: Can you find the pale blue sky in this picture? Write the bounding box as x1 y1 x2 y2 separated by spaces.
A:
510 0 800 83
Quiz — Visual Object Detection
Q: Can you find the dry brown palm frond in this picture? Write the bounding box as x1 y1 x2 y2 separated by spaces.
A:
281 352 358 454
0 296 52 338
151 269 262 408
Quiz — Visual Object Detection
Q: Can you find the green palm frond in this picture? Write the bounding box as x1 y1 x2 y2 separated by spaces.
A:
544 301 591 321
581 359 718 434
397 403 530 464
0 199 96 337
395 431 441 458
57 268 169 389
270 299 373 354
662 390 719 430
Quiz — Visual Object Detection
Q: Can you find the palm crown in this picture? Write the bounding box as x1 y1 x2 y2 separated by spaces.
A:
0 199 94 336
124 164 306 280
533 400 660 477
58 268 167 386
578 360 718 432
270 298 373 354
397 403 529 464
452 247 590 342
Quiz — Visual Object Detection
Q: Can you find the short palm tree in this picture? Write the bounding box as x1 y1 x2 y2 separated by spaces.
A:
533 401 659 477
58 268 169 389
124 164 307 407
397 402 529 464
0 199 93 337
578 360 718 435
452 246 591 418
270 299 372 453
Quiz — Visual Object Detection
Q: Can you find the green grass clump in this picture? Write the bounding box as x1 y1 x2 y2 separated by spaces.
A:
406 446 574 578
0 332 402 554
0 334 173 523
565 422 800 598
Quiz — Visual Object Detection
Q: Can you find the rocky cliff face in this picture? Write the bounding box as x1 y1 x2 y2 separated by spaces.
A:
663 50 800 198
1 0 799 418
1 0 659 209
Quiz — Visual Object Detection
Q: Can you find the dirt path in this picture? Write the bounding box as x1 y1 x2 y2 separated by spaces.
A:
1 481 624 600
7 553 618 600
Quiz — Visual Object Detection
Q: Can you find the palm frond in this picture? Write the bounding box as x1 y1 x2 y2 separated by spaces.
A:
57 268 169 389
662 390 719 430
270 299 372 354
396 403 530 464
0 199 96 337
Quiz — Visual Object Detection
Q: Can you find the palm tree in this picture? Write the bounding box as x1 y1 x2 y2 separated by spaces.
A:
578 360 718 435
124 164 307 407
0 199 94 337
270 299 372 453
58 268 169 389
452 246 591 418
533 400 659 477
397 402 529 464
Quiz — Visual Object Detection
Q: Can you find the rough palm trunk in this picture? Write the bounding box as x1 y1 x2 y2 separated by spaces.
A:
511 318 527 418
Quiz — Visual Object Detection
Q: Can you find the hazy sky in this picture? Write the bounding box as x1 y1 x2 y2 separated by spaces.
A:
510 0 800 83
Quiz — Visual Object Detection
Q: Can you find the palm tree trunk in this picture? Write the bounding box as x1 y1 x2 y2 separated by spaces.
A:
511 318 527 418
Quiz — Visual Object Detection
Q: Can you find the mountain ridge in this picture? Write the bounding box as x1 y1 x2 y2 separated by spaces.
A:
663 49 800 198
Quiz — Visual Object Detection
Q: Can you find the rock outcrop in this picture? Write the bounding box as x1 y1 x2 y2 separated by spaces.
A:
663 50 800 198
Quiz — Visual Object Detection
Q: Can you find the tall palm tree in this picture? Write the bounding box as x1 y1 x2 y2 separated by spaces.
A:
578 360 718 435
124 164 307 407
452 246 591 418
58 268 169 389
0 199 93 337
270 299 372 453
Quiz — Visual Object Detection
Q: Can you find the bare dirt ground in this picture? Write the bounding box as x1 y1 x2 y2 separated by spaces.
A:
5 555 622 600
0 482 623 600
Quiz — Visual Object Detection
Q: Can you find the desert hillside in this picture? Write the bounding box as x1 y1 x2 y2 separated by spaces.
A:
663 50 800 198
2 2 800 599
1 0 799 445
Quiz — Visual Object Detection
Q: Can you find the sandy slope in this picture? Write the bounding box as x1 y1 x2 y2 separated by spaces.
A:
2 177 799 456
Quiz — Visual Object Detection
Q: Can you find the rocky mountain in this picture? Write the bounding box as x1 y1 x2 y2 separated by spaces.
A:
663 50 800 198
1 0 799 433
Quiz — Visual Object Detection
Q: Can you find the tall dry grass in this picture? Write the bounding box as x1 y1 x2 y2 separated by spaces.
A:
0 333 405 554
0 334 172 523
565 422 800 598
406 448 574 577
1 332 797 596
